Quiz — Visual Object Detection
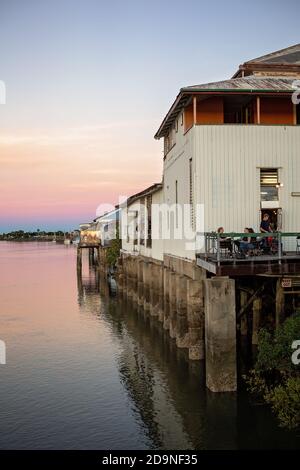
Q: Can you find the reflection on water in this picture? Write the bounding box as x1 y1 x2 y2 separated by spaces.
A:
0 242 299 449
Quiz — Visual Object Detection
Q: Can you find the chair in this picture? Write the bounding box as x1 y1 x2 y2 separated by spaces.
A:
219 238 232 258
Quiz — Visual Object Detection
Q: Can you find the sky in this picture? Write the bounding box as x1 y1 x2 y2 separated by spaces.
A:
0 0 299 231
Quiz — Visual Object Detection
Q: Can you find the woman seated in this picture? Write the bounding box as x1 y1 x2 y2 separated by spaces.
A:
239 228 255 256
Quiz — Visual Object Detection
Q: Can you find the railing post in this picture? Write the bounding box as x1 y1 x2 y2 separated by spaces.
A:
205 233 208 259
278 232 282 265
217 233 220 266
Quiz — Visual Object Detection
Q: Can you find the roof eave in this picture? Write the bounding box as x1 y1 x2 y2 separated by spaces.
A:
120 183 163 208
155 87 293 138
232 62 300 78
154 90 190 139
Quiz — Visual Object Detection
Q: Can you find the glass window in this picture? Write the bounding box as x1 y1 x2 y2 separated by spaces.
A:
260 168 279 201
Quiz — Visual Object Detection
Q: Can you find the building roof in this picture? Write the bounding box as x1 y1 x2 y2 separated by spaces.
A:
245 43 300 65
182 76 296 92
232 44 300 77
155 76 296 139
95 207 120 224
121 183 163 207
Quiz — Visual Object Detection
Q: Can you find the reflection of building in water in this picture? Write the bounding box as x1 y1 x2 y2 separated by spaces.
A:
103 298 238 450
77 266 101 312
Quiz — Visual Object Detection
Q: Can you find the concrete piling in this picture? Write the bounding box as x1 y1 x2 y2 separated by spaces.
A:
240 291 248 336
176 275 189 348
169 272 177 339
187 279 204 360
114 254 242 393
163 267 170 330
205 277 237 393
77 247 82 272
137 259 144 306
143 261 151 311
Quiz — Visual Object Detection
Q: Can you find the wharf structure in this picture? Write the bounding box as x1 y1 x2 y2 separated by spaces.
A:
79 44 300 393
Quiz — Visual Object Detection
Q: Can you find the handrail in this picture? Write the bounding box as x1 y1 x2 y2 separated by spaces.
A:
202 232 300 238
197 231 300 264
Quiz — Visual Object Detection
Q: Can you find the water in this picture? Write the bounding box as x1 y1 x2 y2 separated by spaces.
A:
0 242 298 449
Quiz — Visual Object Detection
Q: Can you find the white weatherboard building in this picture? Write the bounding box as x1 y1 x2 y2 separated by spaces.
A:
95 208 120 247
120 183 164 261
153 44 300 261
92 44 300 265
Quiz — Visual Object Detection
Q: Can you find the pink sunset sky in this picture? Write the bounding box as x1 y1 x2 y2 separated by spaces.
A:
1 0 299 231
0 120 163 230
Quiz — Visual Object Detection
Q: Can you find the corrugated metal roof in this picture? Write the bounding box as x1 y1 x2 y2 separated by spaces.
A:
183 77 297 92
246 44 300 65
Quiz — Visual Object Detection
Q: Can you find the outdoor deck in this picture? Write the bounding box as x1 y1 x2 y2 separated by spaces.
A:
196 232 300 276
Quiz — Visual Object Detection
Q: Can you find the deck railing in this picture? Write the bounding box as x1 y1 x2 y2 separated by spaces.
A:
198 232 300 266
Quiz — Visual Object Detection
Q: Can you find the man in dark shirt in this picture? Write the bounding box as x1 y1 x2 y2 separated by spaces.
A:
260 213 272 251
260 214 271 233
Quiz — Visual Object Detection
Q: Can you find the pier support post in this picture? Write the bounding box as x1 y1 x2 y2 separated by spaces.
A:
143 261 151 311
116 257 124 294
187 279 204 360
176 275 189 348
157 265 164 323
122 256 128 296
126 257 132 298
205 277 237 392
169 272 177 339
240 291 248 336
149 263 156 316
77 247 82 272
252 298 261 345
96 246 101 267
163 267 170 330
89 247 95 266
276 278 285 329
137 259 144 306
132 258 138 303
149 263 159 317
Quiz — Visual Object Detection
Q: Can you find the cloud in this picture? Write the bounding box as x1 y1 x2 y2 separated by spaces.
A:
0 118 159 147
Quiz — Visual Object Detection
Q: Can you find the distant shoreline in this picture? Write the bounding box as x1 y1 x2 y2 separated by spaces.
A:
0 237 65 243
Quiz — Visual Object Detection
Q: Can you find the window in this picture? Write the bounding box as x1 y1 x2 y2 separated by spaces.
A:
260 168 279 202
146 195 152 248
181 113 184 126
140 198 145 246
134 211 138 245
175 119 178 133
164 129 175 156
164 136 169 155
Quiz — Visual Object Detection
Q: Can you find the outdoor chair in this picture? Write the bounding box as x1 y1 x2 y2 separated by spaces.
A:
219 239 232 258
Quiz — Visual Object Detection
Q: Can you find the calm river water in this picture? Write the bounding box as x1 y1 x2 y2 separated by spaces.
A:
0 242 299 449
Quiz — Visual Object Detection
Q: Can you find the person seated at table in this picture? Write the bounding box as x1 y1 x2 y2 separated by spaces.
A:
239 228 255 255
247 228 257 253
217 227 232 253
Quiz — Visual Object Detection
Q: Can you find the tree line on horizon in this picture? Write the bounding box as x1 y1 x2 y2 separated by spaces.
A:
0 230 70 240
